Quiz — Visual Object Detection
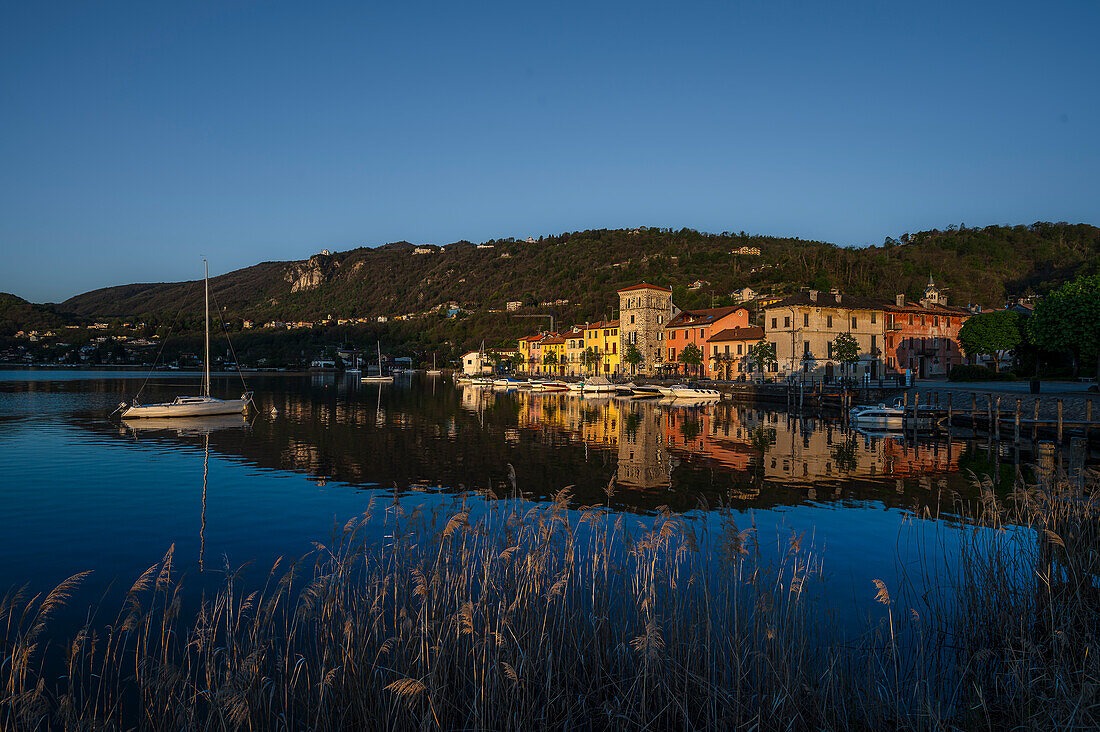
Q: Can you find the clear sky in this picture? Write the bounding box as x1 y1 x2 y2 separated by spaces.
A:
1 1 1097 302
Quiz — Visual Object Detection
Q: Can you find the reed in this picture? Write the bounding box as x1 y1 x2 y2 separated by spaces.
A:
1 466 1097 730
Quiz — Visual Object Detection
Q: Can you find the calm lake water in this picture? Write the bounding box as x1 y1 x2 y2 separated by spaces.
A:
0 369 1062 623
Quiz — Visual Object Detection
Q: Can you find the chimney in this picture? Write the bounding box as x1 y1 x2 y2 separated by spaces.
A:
895 294 905 307
808 289 818 302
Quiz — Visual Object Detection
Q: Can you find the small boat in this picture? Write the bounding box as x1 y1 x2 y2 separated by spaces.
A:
631 385 663 398
656 385 681 397
308 358 338 373
493 377 526 387
540 380 569 391
426 354 442 376
121 260 251 419
848 402 905 430
469 376 493 386
345 355 362 376
361 342 394 383
567 381 584 391
581 376 617 393
670 384 721 400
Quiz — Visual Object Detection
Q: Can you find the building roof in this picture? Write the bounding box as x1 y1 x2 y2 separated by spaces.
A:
707 326 765 343
617 282 672 293
519 334 544 342
884 299 971 315
540 335 567 345
667 306 745 328
586 319 620 329
767 291 888 311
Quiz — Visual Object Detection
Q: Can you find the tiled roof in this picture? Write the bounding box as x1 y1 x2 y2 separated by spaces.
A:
767 291 889 310
884 300 970 315
617 282 672 293
540 335 567 345
667 306 744 328
707 326 765 343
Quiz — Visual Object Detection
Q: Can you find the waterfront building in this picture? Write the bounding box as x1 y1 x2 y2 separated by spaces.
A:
563 326 587 377
461 351 491 375
584 320 621 376
665 306 751 378
764 290 887 381
705 326 766 380
539 334 568 376
617 283 673 376
883 278 970 378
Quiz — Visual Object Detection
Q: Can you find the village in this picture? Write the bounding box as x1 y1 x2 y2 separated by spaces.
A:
462 277 1014 384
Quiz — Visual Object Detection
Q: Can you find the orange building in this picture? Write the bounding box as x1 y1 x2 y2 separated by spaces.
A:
665 306 750 378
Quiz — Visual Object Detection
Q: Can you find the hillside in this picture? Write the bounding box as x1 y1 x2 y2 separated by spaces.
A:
47 222 1100 350
0 293 75 336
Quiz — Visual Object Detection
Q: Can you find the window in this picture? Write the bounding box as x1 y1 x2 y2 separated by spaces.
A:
671 348 676 360
871 334 877 351
803 341 811 355
933 316 939 327
803 314 809 327
784 317 791 328
827 342 833 359
827 315 832 328
871 312 876 324
699 328 704 338
851 316 857 328
657 315 663 324
612 343 616 354
771 317 778 329
736 344 742 355
713 345 718 355
909 315 914 325
920 315 926 326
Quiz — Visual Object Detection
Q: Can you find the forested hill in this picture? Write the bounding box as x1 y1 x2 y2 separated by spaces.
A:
54 222 1100 336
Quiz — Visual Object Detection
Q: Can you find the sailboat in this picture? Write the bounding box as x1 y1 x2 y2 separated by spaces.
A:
361 341 394 383
346 355 362 376
120 261 252 418
426 352 442 376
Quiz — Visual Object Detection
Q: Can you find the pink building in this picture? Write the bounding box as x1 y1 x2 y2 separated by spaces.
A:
665 306 751 378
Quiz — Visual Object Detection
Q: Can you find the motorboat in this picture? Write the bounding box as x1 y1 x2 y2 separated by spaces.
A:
581 376 617 393
670 384 722 400
848 402 905 430
631 385 663 398
469 377 494 386
540 380 569 391
656 384 683 397
493 377 527 387
120 260 252 419
567 381 584 391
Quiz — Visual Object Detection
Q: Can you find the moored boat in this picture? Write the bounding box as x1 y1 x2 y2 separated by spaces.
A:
670 384 721 400
581 376 617 393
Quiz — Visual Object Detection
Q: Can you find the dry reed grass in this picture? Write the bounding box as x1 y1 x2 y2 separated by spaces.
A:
1 465 1097 730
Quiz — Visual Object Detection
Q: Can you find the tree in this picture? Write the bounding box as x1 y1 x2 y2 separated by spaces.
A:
1029 273 1100 380
832 332 860 382
623 344 643 375
542 351 558 366
581 347 602 376
749 340 777 377
680 343 704 378
958 311 1021 372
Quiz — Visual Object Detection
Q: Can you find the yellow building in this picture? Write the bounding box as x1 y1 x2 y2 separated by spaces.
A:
539 334 568 377
583 320 620 376
563 326 586 377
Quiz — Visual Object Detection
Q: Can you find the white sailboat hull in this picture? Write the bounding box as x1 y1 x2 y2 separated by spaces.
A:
121 397 249 419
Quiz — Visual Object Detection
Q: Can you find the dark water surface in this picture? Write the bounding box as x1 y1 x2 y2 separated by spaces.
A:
0 369 1048 620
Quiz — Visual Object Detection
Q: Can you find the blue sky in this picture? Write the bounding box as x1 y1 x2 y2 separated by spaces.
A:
1 0 1097 302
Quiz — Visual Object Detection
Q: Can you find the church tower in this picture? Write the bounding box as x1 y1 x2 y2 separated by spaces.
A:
617 283 673 376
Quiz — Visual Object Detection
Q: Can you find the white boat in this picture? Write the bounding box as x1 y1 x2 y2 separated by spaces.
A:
540 380 569 391
426 353 442 376
121 261 251 419
567 381 584 391
848 402 905 430
631 385 662 398
656 385 681 397
670 384 722 400
361 342 394 383
493 377 526 387
345 355 362 375
581 376 617 393
469 377 493 386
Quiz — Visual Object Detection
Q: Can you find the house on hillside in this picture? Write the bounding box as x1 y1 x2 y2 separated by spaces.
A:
730 287 757 303
732 246 761 256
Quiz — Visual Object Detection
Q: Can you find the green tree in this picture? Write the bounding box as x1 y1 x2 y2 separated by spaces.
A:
542 351 558 366
749 340 777 377
1029 274 1100 380
832 332 860 382
623 344 643 375
680 343 704 378
581 347 602 376
958 311 1021 372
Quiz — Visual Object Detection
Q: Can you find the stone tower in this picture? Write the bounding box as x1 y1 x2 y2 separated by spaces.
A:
920 275 946 306
617 283 673 376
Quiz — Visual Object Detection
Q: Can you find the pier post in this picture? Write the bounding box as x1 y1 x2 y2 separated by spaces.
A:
1057 399 1064 443
987 394 993 438
1087 399 1093 440
971 393 978 437
912 391 920 438
1014 398 1021 445
994 396 1001 441
1033 398 1040 442
947 393 953 427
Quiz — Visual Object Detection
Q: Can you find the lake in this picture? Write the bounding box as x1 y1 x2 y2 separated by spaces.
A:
0 369 1056 619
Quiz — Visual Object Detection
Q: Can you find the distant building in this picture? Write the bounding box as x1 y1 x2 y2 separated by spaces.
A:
242 320 254 329
506 301 523 311
732 246 761 256
461 351 491 375
730 287 757 303
376 315 388 323
688 279 710 291
412 247 435 255
476 243 495 249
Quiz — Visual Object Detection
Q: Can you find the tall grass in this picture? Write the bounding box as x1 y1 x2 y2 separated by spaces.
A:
1 466 1097 730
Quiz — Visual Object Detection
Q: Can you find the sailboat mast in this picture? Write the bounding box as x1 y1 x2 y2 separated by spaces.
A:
204 260 210 397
